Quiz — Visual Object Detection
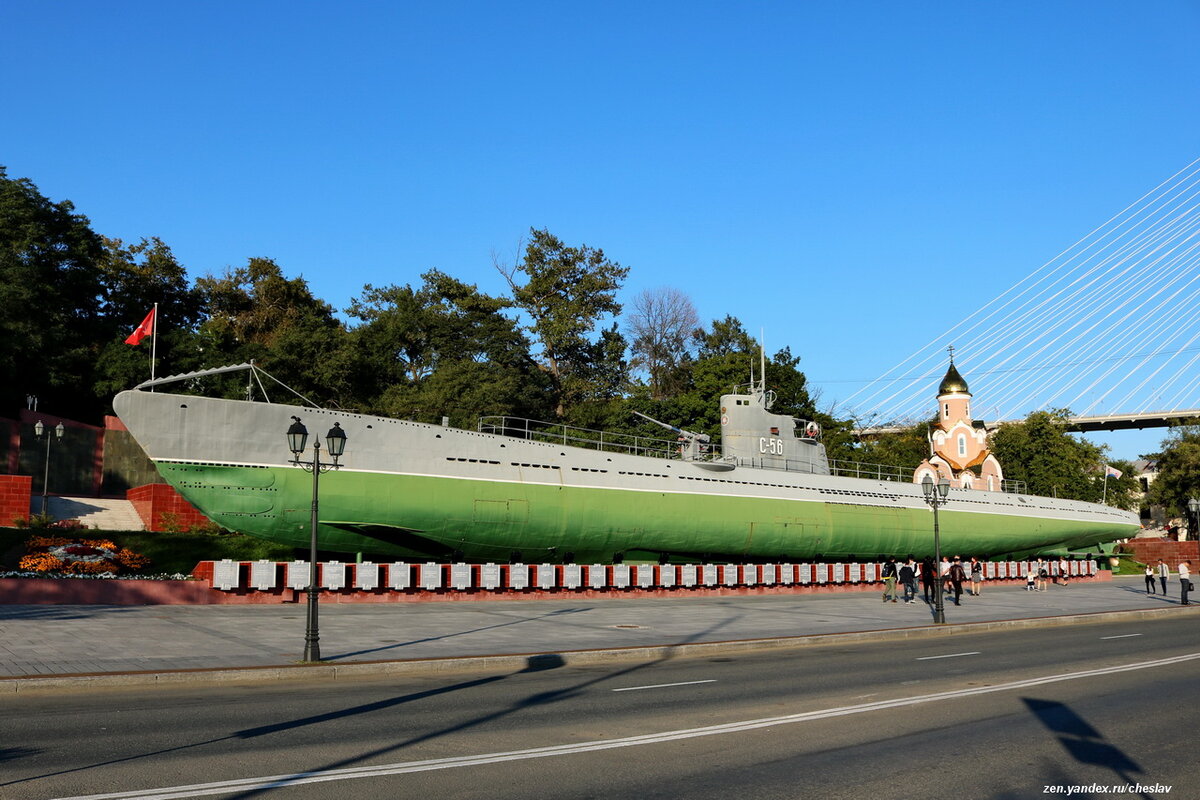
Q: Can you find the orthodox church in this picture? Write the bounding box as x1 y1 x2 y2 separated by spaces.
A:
913 355 1005 491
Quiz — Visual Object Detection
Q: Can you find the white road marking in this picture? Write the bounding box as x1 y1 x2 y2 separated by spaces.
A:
915 651 981 661
50 651 1200 800
612 679 717 692
1100 634 1143 640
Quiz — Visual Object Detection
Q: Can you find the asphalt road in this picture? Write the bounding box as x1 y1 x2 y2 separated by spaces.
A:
4 615 1198 800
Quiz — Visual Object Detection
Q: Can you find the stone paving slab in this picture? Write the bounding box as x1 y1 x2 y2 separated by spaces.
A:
0 576 1185 682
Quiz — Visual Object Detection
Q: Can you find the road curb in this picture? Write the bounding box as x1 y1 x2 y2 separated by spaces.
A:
6 604 1197 694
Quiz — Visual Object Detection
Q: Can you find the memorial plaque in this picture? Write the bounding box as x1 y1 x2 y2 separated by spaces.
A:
848 563 861 583
322 561 346 590
287 561 310 590
452 563 472 590
251 560 277 590
389 562 411 590
659 565 675 588
761 564 775 585
815 564 828 584
723 564 738 586
636 564 654 588
356 562 379 590
612 564 630 588
481 563 501 589
742 564 757 586
779 564 793 585
563 564 582 589
984 562 995 579
213 559 239 590
420 562 442 590
799 564 811 584
702 564 718 586
832 563 845 583
588 564 607 589
509 563 530 590
680 564 697 587
537 564 556 589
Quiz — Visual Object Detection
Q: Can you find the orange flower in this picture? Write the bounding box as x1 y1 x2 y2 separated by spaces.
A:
18 553 65 572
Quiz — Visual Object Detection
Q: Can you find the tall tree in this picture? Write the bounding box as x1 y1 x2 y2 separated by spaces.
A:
93 236 205 402
626 287 699 400
989 410 1135 506
496 228 629 417
693 315 756 359
1148 426 1200 515
194 258 352 406
0 167 106 419
349 270 549 423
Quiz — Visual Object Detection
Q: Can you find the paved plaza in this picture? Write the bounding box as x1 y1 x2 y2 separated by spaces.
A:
1 576 1191 686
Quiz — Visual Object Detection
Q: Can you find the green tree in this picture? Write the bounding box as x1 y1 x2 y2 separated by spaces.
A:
1148 426 1200 515
0 167 106 419
350 270 550 423
693 314 756 359
93 237 205 402
194 258 352 406
989 410 1132 505
497 228 630 417
853 423 931 474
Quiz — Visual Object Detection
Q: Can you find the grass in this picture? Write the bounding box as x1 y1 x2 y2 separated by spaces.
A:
0 528 299 576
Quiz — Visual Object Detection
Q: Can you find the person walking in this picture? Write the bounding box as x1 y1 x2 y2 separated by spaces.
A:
1058 557 1070 587
1180 560 1191 606
1025 562 1036 591
948 558 967 605
920 556 936 603
1145 563 1157 594
900 556 918 604
1158 559 1171 596
881 556 899 603
1036 558 1049 592
969 557 983 596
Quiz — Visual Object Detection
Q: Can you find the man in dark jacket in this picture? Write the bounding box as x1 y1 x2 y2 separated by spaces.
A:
899 556 918 604
948 557 968 606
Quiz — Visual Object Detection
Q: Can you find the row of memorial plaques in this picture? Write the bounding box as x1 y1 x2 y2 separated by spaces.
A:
208 559 1097 591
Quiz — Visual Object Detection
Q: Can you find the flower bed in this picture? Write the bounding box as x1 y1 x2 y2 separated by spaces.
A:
17 536 151 576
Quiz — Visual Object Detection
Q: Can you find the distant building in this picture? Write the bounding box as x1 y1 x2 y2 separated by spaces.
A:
913 357 1005 491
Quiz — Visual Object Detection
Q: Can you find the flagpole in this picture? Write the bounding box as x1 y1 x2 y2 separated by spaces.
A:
1103 467 1109 505
150 302 158 392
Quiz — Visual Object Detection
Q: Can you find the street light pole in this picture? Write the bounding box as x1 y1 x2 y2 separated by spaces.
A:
287 416 348 663
1188 498 1200 543
34 420 65 517
921 474 951 624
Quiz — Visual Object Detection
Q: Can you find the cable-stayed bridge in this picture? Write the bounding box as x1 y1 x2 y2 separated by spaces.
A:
847 157 1200 437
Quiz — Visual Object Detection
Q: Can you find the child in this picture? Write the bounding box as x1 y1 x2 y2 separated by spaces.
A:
1026 564 1036 591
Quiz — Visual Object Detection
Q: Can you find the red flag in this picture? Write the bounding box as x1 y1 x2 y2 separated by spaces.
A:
124 308 156 345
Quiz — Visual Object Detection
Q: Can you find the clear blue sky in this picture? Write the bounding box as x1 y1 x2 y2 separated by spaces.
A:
4 1 1198 460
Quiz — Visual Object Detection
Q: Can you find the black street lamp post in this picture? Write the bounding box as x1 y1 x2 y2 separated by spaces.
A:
921 474 951 624
1188 498 1200 542
286 416 348 663
34 420 65 516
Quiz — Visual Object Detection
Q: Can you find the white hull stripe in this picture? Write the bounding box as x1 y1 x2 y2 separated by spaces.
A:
52 651 1200 800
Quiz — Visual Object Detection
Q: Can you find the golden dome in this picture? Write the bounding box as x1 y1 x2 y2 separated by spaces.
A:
938 362 970 395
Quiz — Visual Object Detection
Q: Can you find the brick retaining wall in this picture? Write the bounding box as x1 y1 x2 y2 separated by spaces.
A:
127 483 212 532
0 475 32 526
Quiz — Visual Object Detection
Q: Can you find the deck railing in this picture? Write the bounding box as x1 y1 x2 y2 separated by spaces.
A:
478 416 686 460
478 416 1029 494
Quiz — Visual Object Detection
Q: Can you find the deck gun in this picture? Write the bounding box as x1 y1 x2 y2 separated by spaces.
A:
632 411 711 461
